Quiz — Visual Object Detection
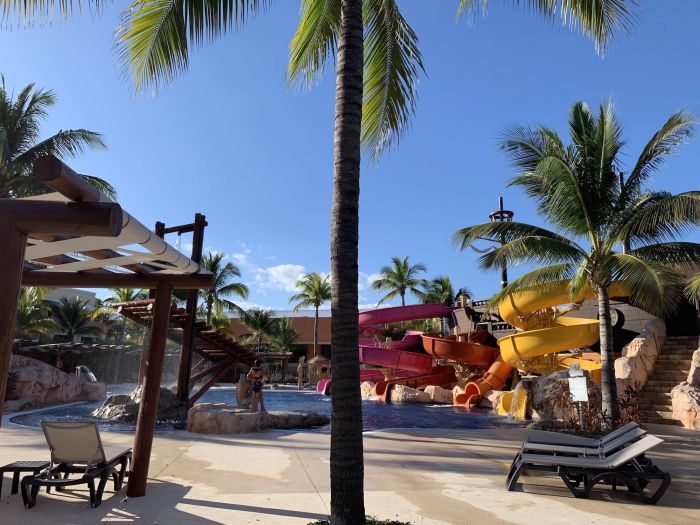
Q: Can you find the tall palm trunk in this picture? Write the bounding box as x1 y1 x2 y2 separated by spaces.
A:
313 305 319 358
597 285 618 428
329 1 365 523
206 297 213 325
400 290 405 307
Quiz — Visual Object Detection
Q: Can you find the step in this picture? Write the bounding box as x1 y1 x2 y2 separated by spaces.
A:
646 380 682 386
644 409 676 419
651 372 689 380
643 417 683 426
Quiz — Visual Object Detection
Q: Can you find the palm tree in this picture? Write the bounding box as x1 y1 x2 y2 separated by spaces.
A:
269 317 301 353
0 75 115 199
240 308 276 350
48 297 101 342
289 272 331 358
454 101 700 427
6 1 635 521
15 287 57 340
199 252 249 325
372 256 427 306
418 276 471 306
95 288 147 344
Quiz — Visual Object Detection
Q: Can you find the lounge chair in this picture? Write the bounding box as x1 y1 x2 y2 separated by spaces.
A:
506 432 671 504
21 422 132 508
525 422 641 447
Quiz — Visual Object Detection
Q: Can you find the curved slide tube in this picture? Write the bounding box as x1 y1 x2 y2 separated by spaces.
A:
316 369 404 395
459 281 628 407
373 366 456 402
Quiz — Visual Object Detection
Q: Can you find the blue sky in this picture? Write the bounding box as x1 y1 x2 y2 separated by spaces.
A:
3 1 700 311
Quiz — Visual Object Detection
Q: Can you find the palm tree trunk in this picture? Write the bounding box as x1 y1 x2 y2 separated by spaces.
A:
329 1 365 523
597 285 618 428
206 298 213 326
314 306 319 358
400 292 405 307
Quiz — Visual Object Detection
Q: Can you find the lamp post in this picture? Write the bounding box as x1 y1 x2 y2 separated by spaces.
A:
488 197 514 289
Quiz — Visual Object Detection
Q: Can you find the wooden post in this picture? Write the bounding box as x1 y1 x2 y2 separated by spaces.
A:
138 222 166 386
177 213 206 403
0 215 27 427
128 281 172 497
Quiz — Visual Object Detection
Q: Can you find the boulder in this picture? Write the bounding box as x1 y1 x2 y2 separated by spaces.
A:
360 381 376 399
4 355 106 412
615 318 665 393
671 383 700 430
479 390 509 411
423 385 453 404
92 386 187 423
389 384 431 404
688 349 700 386
187 403 329 434
529 370 601 423
236 373 252 408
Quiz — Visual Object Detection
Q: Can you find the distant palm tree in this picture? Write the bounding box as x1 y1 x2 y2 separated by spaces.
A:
269 317 300 354
47 297 101 368
15 287 57 339
454 101 700 426
289 273 331 358
372 256 427 307
94 288 147 345
240 308 276 350
48 297 101 342
199 252 249 325
0 75 115 198
418 276 471 306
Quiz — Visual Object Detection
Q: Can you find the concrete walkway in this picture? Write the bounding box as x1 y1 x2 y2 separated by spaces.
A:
0 424 697 524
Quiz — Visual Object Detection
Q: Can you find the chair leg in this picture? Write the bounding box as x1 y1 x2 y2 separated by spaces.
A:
559 469 588 499
11 472 20 495
87 478 96 508
505 458 524 491
93 475 110 508
638 473 671 505
21 478 40 509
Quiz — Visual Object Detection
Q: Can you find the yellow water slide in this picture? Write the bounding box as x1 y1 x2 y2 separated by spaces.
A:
459 281 627 415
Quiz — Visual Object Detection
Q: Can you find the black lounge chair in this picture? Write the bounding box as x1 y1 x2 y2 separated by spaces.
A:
506 430 671 504
21 421 132 508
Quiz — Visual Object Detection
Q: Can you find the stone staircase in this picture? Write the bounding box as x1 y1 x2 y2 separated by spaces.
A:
639 336 698 425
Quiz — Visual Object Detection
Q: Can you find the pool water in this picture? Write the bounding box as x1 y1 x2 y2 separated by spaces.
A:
10 386 522 432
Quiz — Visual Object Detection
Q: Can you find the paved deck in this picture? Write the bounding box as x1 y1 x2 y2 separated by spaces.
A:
0 424 697 524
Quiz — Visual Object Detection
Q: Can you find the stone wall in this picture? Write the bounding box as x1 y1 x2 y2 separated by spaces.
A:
671 348 700 429
564 299 660 335
614 318 666 393
4 355 106 413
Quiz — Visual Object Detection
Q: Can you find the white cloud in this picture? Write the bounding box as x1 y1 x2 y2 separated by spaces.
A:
258 264 306 292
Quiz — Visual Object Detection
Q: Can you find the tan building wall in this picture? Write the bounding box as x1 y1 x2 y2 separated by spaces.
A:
227 316 331 345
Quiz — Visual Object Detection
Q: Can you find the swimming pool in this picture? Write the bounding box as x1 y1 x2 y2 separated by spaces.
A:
10 386 522 432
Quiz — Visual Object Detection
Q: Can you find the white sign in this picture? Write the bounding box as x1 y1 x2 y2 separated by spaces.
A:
568 376 589 403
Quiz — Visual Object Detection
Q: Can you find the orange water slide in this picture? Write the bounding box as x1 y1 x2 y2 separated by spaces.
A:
374 366 456 402
454 357 513 406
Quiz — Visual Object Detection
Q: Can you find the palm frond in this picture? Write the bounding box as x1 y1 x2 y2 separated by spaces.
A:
630 242 700 266
82 175 118 200
486 263 576 311
607 253 683 317
287 0 340 87
685 272 700 305
617 191 700 245
361 0 425 160
457 0 635 53
620 110 695 207
0 0 103 22
117 0 270 92
452 221 578 251
477 234 586 271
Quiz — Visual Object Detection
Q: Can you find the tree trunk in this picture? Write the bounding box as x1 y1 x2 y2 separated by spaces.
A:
597 285 618 428
314 306 319 358
400 291 405 307
329 1 365 523
206 298 213 325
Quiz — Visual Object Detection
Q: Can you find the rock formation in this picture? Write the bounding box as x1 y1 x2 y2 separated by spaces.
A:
389 384 431 404
615 318 665 393
187 403 329 434
92 385 187 423
423 385 453 404
4 355 106 413
671 348 700 430
360 381 376 399
528 370 601 422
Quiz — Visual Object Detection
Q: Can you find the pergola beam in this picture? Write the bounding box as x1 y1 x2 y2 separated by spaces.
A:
0 200 122 237
33 155 102 203
21 271 213 289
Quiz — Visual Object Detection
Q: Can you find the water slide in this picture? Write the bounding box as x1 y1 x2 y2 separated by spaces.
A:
456 281 628 408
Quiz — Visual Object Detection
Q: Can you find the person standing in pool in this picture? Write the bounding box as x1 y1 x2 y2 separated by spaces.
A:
246 359 266 413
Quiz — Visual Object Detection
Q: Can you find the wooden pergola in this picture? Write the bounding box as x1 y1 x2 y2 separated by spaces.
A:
0 155 214 498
